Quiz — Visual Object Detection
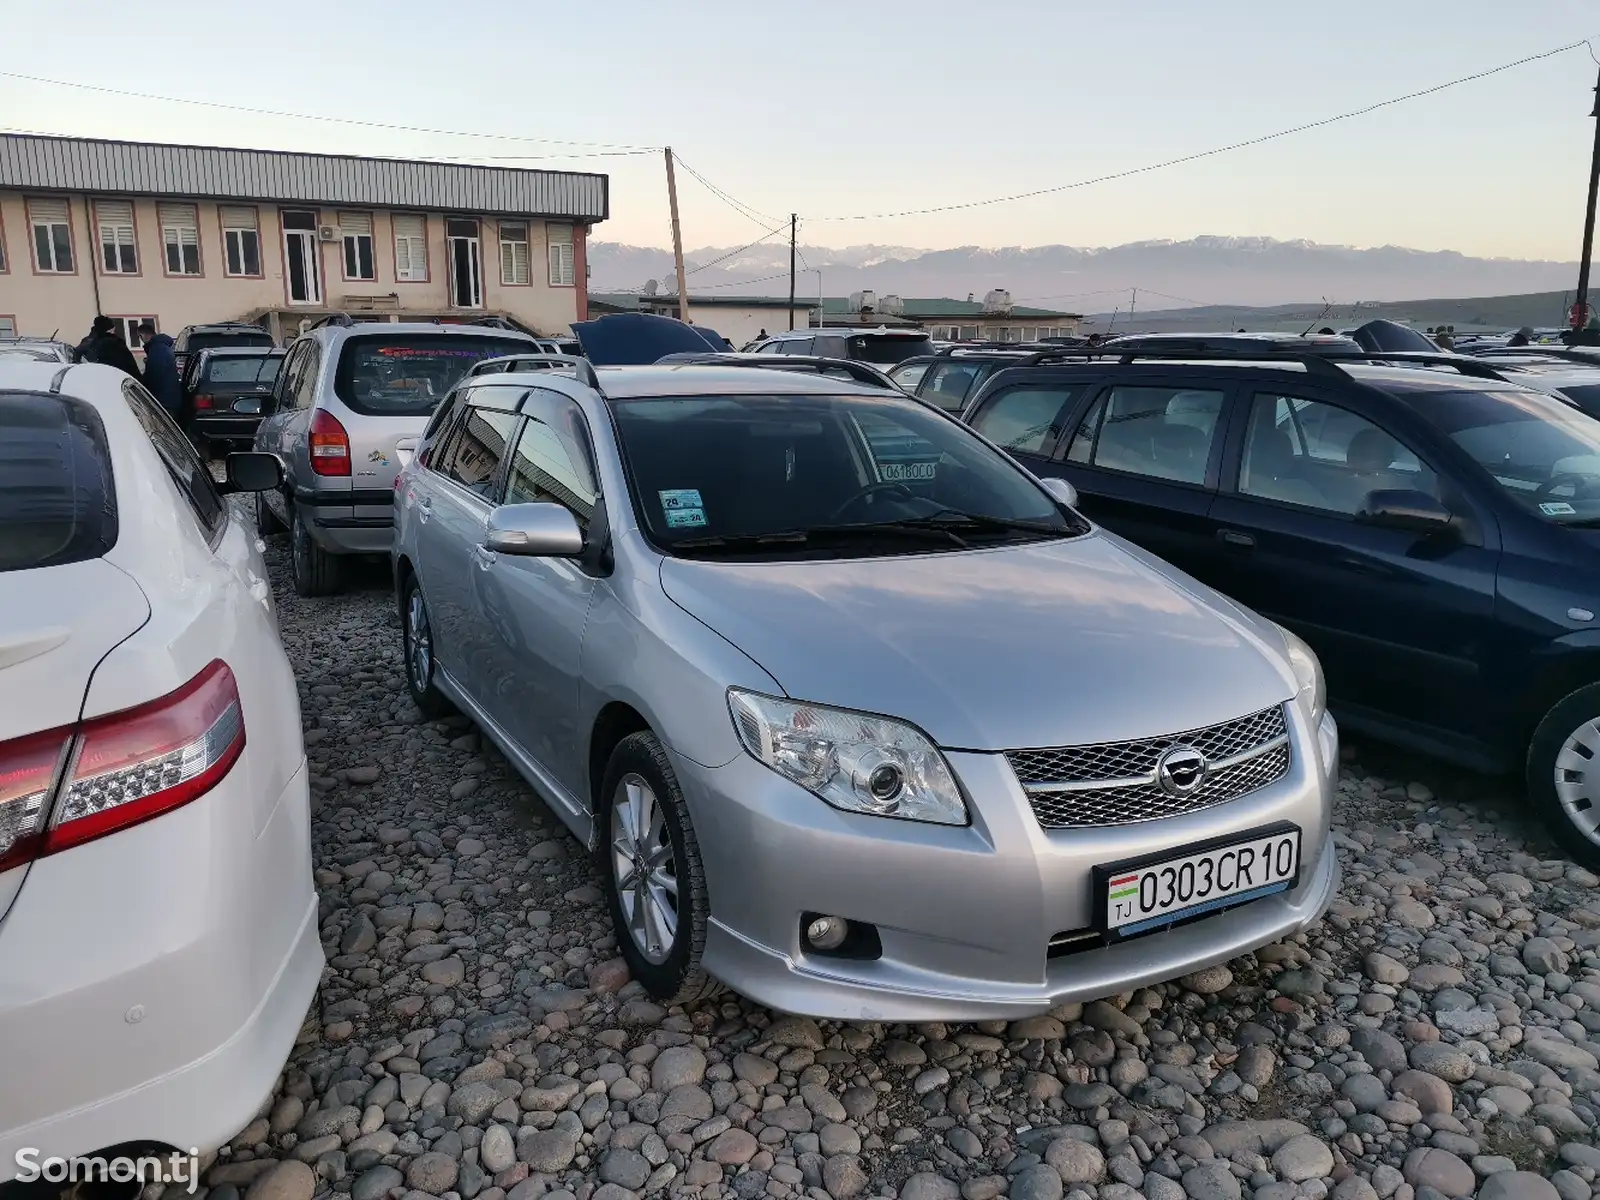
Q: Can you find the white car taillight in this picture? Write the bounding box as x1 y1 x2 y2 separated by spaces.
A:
0 662 246 870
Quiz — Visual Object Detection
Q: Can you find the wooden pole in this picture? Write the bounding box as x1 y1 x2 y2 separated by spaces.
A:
788 214 797 330
665 147 690 322
1574 67 1600 332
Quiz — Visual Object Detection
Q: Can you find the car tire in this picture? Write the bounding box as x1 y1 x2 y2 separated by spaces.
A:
256 491 286 536
599 731 723 1006
400 573 452 718
1528 682 1600 870
288 504 343 597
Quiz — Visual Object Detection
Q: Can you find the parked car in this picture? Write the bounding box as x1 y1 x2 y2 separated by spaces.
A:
1103 332 1364 357
173 321 276 380
0 336 75 363
392 361 1337 1019
748 327 935 367
962 349 1600 864
1444 351 1600 417
656 351 900 390
888 347 1059 413
0 360 320 1167
254 319 541 597
185 346 287 455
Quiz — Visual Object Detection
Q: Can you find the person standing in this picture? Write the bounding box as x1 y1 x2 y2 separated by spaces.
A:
76 315 142 377
137 321 182 416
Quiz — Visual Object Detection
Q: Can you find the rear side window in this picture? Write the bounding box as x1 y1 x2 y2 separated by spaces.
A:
0 391 117 572
438 407 520 499
123 380 227 540
204 355 282 385
972 386 1080 456
333 335 535 416
850 335 934 365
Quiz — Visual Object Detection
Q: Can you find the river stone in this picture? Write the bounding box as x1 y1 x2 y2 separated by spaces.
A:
1272 1134 1334 1182
1402 1149 1474 1198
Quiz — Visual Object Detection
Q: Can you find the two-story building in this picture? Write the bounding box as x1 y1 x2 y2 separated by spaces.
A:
0 134 608 347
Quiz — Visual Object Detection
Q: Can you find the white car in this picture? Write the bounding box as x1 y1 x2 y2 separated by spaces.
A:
0 361 321 1173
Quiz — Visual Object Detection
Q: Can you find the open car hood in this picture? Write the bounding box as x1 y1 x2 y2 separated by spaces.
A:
573 313 731 365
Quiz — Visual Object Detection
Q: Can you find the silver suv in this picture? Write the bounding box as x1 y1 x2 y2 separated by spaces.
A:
254 320 538 595
392 363 1339 1019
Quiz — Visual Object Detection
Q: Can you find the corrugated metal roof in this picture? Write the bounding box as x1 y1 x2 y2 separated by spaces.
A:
0 134 608 221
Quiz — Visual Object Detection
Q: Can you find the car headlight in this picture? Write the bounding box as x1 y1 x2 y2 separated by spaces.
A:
1278 626 1326 726
728 690 968 826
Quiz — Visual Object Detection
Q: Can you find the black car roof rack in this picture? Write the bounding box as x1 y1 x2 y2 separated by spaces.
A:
1458 346 1600 367
468 352 602 393
1012 346 1511 382
656 352 898 389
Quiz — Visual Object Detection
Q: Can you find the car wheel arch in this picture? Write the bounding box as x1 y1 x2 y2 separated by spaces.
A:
589 701 653 825
1518 646 1600 747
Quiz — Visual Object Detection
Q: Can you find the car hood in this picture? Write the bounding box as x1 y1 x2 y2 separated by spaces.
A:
657 532 1295 751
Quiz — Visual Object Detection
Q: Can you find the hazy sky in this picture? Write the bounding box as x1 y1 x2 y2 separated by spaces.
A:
4 0 1598 260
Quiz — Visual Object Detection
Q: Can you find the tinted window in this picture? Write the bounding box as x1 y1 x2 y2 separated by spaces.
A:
923 362 987 413
290 343 321 410
813 336 848 358
1068 385 1224 485
889 361 931 392
438 407 519 499
1558 383 1600 414
611 392 1080 558
1417 388 1600 525
123 380 227 539
204 355 283 385
505 393 598 529
185 329 274 353
778 338 815 355
0 392 117 572
1238 393 1438 515
333 335 533 416
972 387 1078 456
849 335 934 365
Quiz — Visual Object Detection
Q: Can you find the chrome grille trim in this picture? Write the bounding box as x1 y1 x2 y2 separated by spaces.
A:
1007 706 1291 829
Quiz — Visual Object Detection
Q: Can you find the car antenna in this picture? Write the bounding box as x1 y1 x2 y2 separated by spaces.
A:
1301 297 1333 338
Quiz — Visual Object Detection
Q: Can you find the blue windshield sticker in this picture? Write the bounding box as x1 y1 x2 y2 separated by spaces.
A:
660 489 707 529
1541 501 1577 516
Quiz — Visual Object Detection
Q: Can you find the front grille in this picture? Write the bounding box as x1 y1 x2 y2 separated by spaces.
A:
1008 706 1290 829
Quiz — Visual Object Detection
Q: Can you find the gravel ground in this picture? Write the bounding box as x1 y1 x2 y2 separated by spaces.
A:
201 524 1600 1200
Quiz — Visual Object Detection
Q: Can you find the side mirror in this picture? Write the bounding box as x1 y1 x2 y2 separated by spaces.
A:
223 452 283 494
486 503 584 558
1040 476 1078 509
1359 488 1453 534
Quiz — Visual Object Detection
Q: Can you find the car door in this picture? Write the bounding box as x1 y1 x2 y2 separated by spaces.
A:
1049 376 1233 580
256 341 314 523
919 360 991 415
474 388 603 797
414 387 520 697
1206 385 1501 746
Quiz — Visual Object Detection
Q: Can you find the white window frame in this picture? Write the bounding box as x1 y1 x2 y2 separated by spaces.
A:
28 198 74 274
339 211 375 281
499 221 530 286
159 203 202 276
111 316 158 353
97 200 137 275
393 214 429 283
546 222 574 287
220 207 262 277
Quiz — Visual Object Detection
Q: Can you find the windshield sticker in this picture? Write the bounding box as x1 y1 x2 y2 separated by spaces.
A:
1540 501 1577 516
659 489 707 529
881 461 937 482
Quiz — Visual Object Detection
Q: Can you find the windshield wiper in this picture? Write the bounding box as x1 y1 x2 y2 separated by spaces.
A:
893 508 1067 536
672 521 968 554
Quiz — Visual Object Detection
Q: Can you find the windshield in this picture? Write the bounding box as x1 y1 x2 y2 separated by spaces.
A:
1421 388 1600 525
334 335 534 415
850 335 933 365
611 391 1081 558
204 355 282 385
187 330 273 353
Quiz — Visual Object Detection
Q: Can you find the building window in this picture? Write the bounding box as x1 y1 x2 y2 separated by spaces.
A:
220 206 261 276
499 221 530 286
28 198 74 273
547 222 574 287
393 214 428 282
0 317 15 337
340 212 375 280
96 200 138 274
111 316 158 352
159 203 201 275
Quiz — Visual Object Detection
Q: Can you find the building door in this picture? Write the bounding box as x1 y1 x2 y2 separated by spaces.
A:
447 218 483 308
283 210 322 305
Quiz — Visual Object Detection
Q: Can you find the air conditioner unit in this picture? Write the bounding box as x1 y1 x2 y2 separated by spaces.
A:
982 288 1013 315
317 225 340 242
850 290 877 313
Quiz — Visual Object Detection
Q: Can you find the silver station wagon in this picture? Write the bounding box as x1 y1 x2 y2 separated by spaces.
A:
392 360 1339 1020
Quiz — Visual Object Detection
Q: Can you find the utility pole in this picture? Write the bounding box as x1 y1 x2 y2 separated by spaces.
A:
1574 66 1600 333
788 214 798 330
664 147 690 323
1129 287 1138 326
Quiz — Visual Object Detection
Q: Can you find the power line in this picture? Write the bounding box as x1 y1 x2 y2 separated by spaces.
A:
813 39 1592 221
0 70 658 151
684 219 793 276
672 154 780 226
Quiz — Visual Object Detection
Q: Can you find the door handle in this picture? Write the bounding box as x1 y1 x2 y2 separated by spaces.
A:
1217 529 1256 548
473 544 497 570
416 494 432 523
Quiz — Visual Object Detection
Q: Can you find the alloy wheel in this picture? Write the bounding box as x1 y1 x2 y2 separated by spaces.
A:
610 774 679 964
1554 715 1600 846
405 589 433 696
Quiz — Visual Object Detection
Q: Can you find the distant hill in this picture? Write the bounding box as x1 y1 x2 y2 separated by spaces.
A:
587 235 1581 310
1083 291 1579 335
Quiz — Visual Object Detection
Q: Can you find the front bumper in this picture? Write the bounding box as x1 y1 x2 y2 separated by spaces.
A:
0 761 323 1168
681 705 1338 1021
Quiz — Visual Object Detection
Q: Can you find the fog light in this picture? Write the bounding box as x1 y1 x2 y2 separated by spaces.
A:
805 914 849 951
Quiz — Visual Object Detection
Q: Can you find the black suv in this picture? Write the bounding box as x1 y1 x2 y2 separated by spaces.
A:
962 349 1600 864
748 327 933 367
174 321 276 379
889 346 1070 413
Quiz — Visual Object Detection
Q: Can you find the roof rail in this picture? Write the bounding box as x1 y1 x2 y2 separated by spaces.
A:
467 352 603 395
308 312 355 329
1460 346 1600 366
656 353 897 389
1019 346 1511 382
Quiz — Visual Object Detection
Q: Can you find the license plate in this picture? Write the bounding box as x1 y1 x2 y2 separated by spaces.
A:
881 460 936 481
1095 822 1300 938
